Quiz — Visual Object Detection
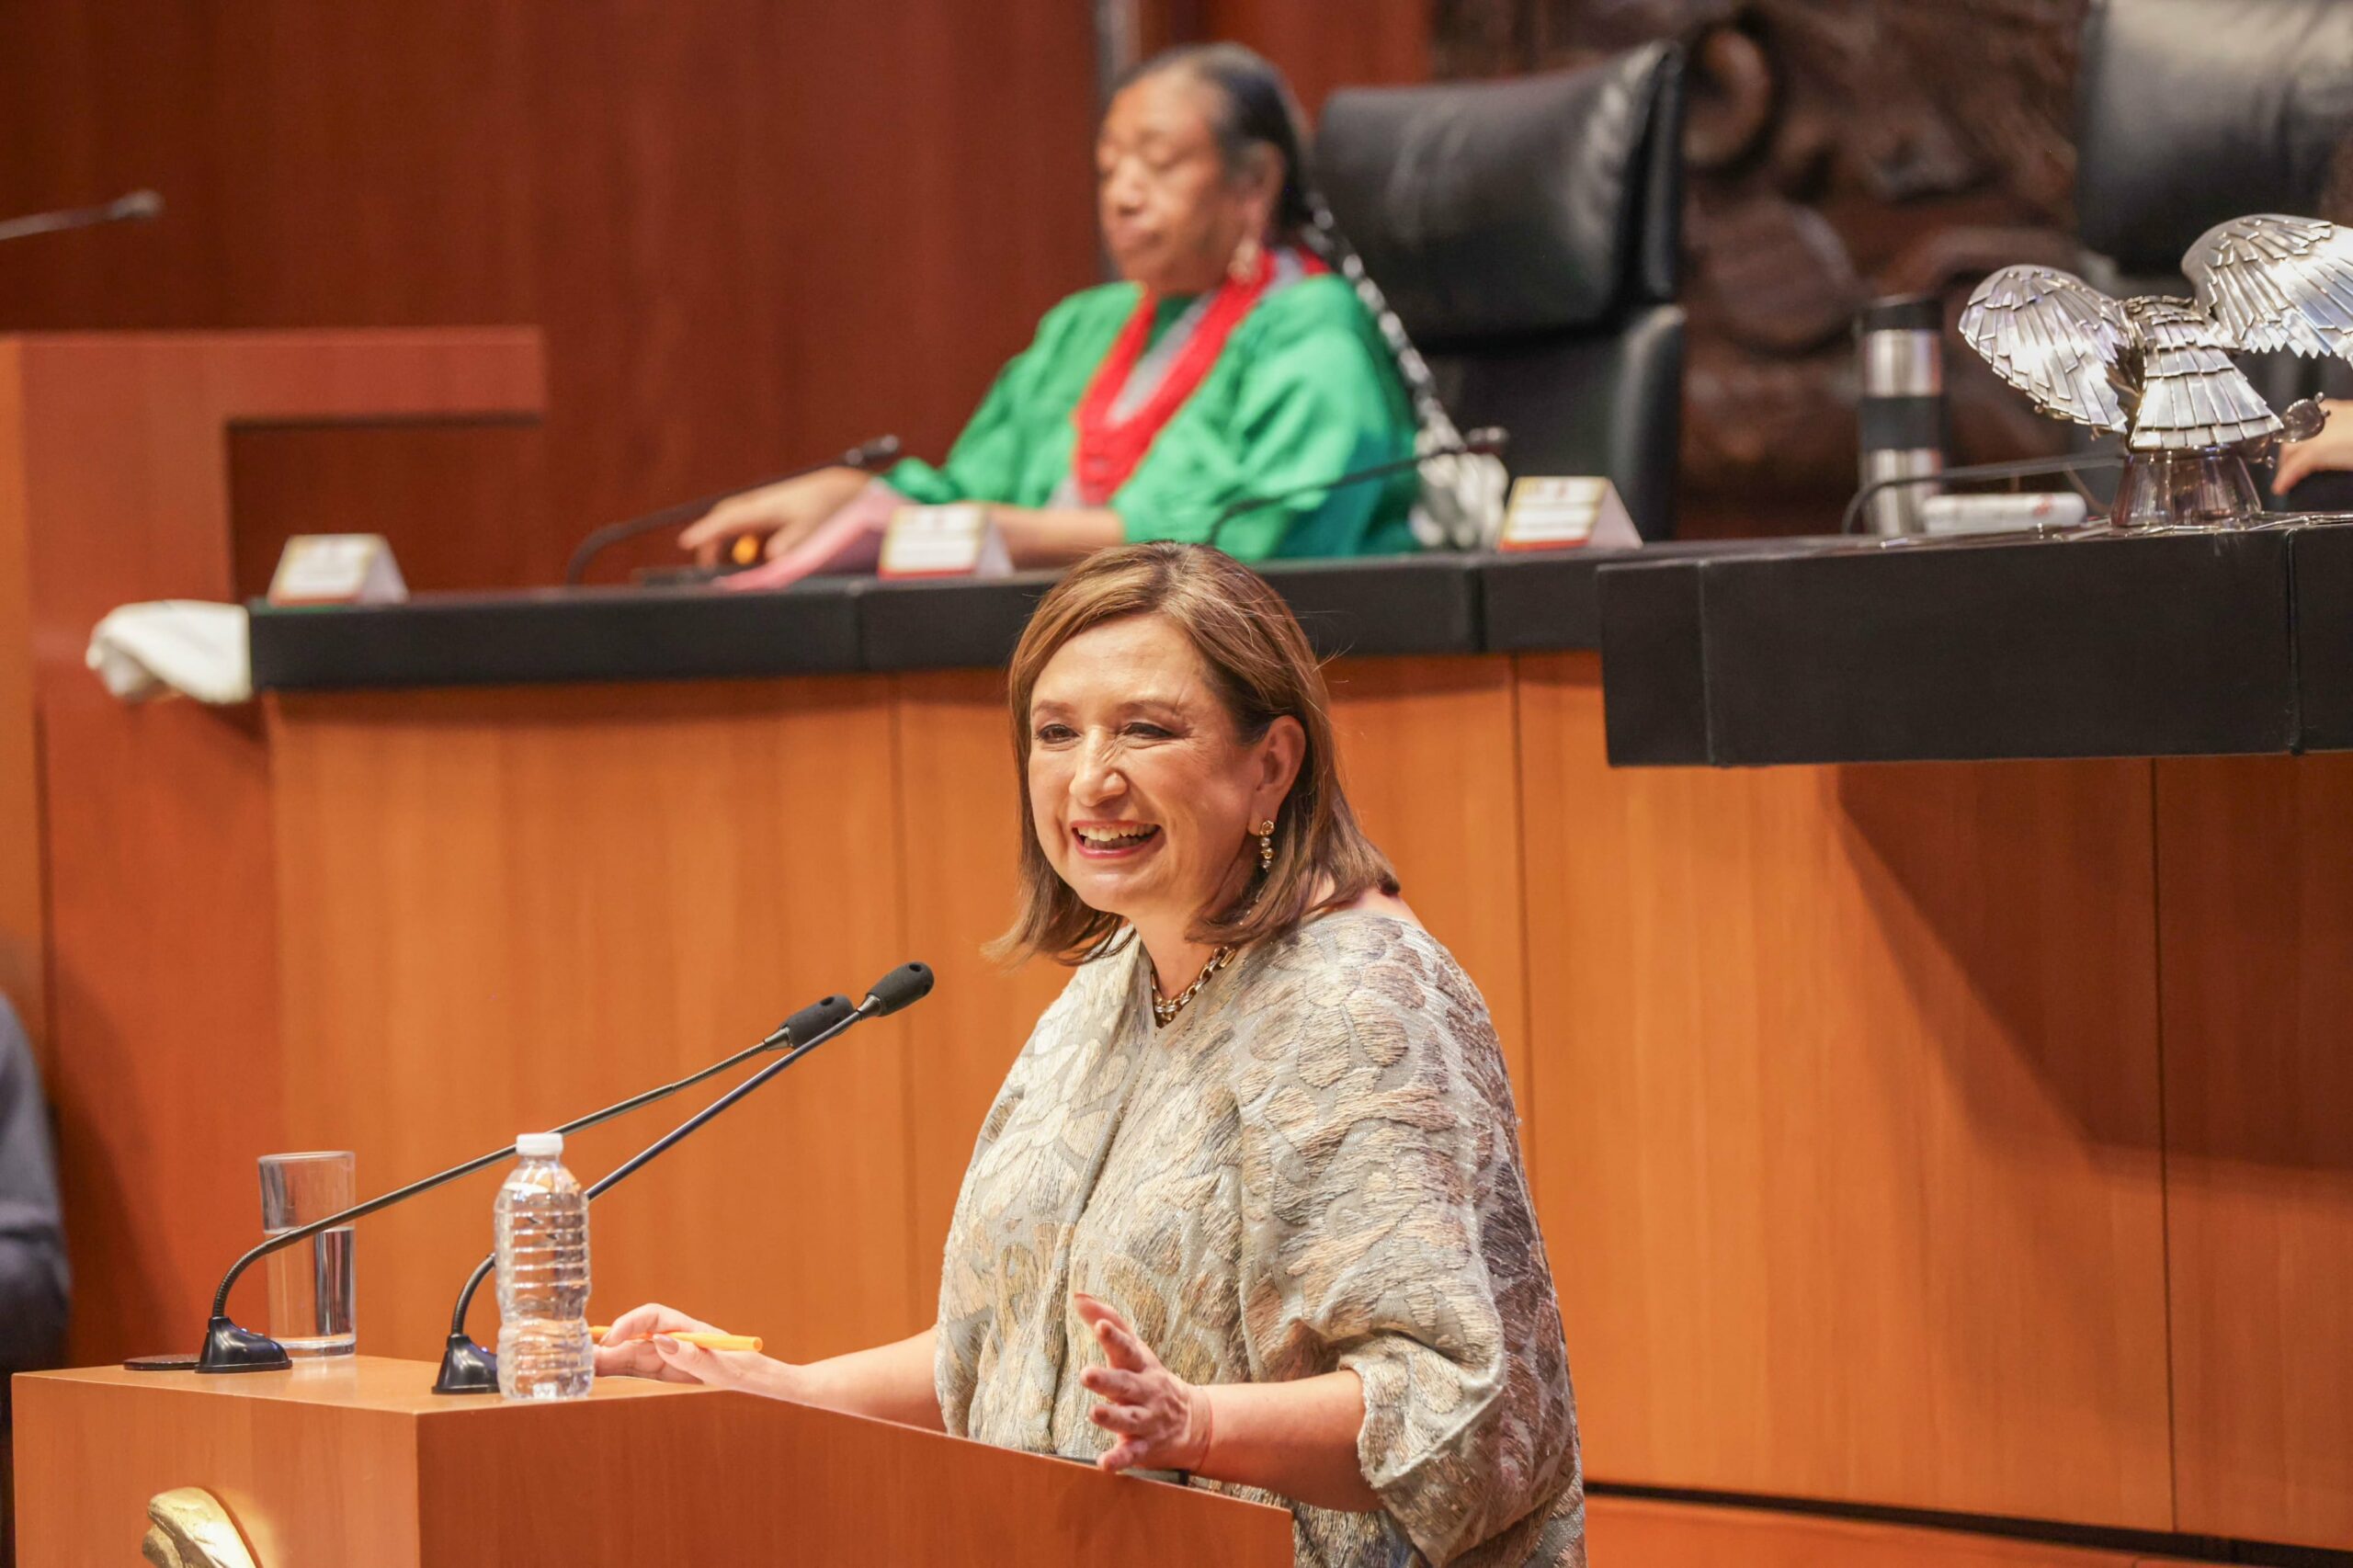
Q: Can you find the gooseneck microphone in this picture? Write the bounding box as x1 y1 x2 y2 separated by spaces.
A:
561 435 902 585
1203 427 1508 554
0 188 164 245
432 962 934 1392
859 960 937 1017
129 994 856 1375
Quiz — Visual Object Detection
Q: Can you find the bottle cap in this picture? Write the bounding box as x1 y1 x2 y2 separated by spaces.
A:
515 1131 563 1158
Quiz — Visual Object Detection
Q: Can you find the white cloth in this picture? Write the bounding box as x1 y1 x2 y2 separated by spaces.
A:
85 601 252 705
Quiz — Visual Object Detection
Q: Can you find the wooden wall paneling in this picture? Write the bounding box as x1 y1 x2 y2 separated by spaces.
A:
0 0 1102 593
891 669 1071 1299
40 685 279 1364
1585 1496 2155 1568
2154 754 2353 1549
1196 0 1433 114
267 679 922 1366
1514 652 2173 1528
6 332 542 1364
1322 654 1531 1104
0 351 43 1061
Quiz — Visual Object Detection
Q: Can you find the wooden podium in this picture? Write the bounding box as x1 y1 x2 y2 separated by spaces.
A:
13 1358 1294 1567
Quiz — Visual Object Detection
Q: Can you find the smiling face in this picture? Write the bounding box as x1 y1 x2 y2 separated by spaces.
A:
1096 69 1279 297
1026 613 1302 937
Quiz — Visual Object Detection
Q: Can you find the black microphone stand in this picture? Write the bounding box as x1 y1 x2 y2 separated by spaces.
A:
561 435 902 585
1202 428 1508 555
135 995 853 1375
433 963 932 1392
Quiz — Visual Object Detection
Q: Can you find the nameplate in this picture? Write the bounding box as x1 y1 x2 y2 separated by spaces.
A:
1919 493 2089 535
1497 477 1642 551
878 505 1012 580
267 535 409 607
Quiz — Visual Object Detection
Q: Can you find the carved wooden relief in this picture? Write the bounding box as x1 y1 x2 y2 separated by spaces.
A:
1435 0 2092 533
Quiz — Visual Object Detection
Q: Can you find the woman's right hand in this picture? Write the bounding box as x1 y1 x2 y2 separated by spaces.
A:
592 1301 790 1396
676 467 872 565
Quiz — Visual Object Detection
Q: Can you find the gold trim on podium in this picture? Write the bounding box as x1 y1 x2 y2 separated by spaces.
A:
142 1488 259 1568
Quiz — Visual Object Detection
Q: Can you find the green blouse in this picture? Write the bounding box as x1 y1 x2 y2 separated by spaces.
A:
886 275 1421 561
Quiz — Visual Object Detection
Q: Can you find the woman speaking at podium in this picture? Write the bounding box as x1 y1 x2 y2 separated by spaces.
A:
599 544 1586 1567
676 45 1483 584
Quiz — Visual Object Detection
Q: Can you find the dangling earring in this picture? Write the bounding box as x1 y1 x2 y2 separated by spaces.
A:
1228 231 1263 286
1255 818 1276 871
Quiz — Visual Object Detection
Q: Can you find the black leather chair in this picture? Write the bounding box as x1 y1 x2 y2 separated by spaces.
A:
1313 43 1688 541
2075 0 2353 507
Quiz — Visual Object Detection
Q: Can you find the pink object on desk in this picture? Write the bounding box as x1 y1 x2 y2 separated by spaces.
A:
720 479 902 592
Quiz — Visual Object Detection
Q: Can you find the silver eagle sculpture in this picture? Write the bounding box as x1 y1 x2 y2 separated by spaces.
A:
1961 214 2351 527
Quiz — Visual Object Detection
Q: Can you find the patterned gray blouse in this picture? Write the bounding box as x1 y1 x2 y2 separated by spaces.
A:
935 911 1586 1566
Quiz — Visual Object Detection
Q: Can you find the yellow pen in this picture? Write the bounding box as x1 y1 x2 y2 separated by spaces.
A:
590 1326 763 1353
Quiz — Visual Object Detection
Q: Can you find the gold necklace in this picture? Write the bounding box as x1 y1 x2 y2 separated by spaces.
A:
1151 944 1235 1028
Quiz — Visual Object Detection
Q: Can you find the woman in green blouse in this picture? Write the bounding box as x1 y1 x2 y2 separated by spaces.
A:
680 45 1473 582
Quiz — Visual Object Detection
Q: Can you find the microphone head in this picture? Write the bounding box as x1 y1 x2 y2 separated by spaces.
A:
110 188 164 222
780 994 856 1044
861 961 935 1017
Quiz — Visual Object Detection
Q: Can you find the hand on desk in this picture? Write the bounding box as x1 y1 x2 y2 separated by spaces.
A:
592 1301 786 1394
715 480 901 592
676 465 872 568
595 1302 947 1429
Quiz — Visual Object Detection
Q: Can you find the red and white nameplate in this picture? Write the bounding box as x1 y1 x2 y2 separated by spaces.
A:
1497 477 1642 551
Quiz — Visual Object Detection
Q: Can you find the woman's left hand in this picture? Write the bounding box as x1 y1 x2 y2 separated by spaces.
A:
1074 1291 1213 1474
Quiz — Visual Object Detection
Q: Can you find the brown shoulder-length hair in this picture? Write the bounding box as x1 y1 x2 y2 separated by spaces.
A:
992 542 1399 966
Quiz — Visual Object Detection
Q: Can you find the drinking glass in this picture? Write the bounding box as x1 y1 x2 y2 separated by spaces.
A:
258 1151 356 1356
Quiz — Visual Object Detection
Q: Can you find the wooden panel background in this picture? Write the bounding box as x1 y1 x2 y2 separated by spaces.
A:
1585 1496 2175 1568
4 333 542 1366
1515 653 2175 1530
1195 0 1432 112
0 1 1101 595
1324 655 1531 1102
0 356 42 1062
2154 754 2353 1547
268 682 923 1363
892 669 1069 1291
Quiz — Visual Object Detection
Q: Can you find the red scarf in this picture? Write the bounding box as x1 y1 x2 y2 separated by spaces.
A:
1068 247 1324 506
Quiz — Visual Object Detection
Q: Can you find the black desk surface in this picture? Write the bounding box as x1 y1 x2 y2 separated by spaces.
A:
1597 523 2350 766
249 550 1650 687
248 526 2353 767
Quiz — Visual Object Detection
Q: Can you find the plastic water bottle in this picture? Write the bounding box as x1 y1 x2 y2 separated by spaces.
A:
494 1131 593 1401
